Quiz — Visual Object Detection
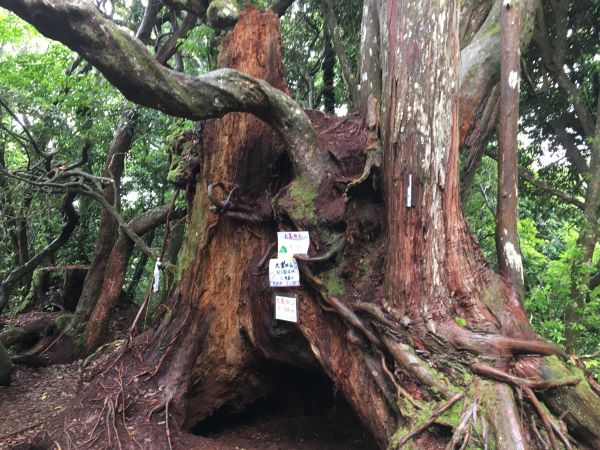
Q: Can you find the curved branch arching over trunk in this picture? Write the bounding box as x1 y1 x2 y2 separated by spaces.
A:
0 0 329 184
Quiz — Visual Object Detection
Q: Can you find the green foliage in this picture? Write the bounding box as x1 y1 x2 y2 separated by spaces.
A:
463 149 600 374
0 12 176 314
324 269 345 296
280 0 361 111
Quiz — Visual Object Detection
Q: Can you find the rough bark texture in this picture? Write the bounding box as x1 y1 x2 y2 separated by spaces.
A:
149 8 300 426
496 0 524 304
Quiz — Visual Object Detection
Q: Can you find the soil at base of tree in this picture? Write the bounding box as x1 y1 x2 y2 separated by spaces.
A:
0 362 379 449
1 306 380 450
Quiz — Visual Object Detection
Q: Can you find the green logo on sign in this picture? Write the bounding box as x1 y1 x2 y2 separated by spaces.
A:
279 245 288 254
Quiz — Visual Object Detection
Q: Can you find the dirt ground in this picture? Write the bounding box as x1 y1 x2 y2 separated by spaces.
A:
0 362 80 448
0 360 377 449
0 303 377 449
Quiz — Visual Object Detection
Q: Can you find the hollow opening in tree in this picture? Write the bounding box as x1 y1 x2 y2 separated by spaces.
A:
192 363 378 449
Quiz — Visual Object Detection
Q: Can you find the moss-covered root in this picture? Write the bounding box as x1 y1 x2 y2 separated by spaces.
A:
480 381 526 450
517 356 600 447
388 391 465 449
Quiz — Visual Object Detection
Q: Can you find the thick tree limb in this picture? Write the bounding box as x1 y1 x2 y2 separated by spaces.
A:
518 169 585 210
155 12 198 65
551 117 589 176
459 0 539 144
135 0 160 44
74 188 158 261
0 0 328 183
162 0 207 18
484 152 585 210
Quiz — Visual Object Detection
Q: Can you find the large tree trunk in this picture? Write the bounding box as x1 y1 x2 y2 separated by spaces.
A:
4 2 600 449
143 4 600 448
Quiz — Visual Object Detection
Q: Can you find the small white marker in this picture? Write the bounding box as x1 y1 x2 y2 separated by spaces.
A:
153 260 161 293
406 173 413 208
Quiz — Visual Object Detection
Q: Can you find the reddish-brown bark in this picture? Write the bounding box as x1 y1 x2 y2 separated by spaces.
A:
149 8 298 425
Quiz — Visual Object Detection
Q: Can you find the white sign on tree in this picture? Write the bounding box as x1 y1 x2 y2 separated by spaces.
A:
277 231 310 259
269 258 300 287
275 294 298 322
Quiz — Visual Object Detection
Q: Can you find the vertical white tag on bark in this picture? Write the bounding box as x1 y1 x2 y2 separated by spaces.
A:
406 173 413 208
153 260 161 293
269 258 300 287
275 293 297 322
277 231 310 259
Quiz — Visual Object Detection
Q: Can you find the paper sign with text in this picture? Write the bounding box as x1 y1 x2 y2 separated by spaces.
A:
275 293 298 322
277 231 310 259
269 258 300 287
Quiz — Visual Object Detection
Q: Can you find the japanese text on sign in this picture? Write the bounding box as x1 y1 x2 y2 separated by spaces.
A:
275 294 297 322
277 231 310 259
269 258 300 287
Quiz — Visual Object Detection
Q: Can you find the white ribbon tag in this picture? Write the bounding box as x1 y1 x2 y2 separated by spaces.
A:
153 260 161 293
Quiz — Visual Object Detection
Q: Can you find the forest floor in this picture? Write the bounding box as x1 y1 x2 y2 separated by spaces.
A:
0 362 376 449
0 305 377 450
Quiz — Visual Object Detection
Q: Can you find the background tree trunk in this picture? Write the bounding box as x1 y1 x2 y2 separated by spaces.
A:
68 111 137 334
83 206 185 352
496 0 525 303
